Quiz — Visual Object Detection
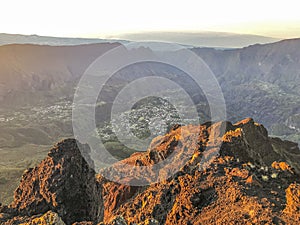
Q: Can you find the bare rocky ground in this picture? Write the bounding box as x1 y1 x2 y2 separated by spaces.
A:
0 118 300 225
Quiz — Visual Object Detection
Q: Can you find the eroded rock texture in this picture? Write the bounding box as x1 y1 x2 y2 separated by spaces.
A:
1 119 300 225
101 118 300 224
8 139 103 224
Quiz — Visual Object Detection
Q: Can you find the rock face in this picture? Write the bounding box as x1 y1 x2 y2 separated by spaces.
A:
99 118 300 224
8 139 103 224
1 118 300 224
194 39 300 143
101 118 300 224
285 183 300 213
221 118 300 173
0 210 66 225
101 179 140 222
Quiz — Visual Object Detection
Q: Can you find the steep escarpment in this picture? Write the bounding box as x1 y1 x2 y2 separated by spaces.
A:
0 118 299 224
193 39 300 143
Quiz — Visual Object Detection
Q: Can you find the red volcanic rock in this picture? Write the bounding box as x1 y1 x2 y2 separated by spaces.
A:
1 118 300 224
98 176 140 222
284 183 300 213
9 139 103 224
222 118 300 173
101 118 300 224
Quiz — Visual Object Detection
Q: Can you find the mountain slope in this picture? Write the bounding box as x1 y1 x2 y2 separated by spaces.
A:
0 118 299 224
1 39 299 129
193 38 300 143
0 43 120 106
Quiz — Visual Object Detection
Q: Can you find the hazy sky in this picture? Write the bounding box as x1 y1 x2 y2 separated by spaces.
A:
1 0 300 38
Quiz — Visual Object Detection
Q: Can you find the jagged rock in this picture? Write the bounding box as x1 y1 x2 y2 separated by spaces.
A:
284 183 300 213
270 137 300 173
3 118 300 224
221 118 280 165
99 176 140 222
9 139 103 224
137 218 159 225
221 118 300 173
21 211 66 225
72 222 94 225
0 211 65 225
272 161 293 172
102 215 127 225
281 183 300 223
101 118 300 224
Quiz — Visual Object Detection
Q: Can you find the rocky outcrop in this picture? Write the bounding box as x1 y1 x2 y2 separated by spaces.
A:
102 118 300 224
221 118 300 173
0 210 65 225
7 139 103 224
106 153 299 224
284 183 300 213
1 118 300 224
100 178 141 222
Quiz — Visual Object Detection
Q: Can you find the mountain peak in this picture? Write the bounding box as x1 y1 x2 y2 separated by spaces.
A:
6 139 103 224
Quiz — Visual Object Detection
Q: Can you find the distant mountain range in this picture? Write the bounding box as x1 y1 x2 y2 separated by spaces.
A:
0 38 299 146
0 33 129 46
0 32 280 48
110 31 281 48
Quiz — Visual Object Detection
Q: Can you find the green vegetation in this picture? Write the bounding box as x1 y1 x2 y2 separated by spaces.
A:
0 144 49 204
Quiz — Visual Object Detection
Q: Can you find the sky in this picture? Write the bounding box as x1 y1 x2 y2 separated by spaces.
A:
1 0 300 39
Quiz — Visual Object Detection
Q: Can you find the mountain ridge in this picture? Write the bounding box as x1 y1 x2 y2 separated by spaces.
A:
1 38 299 140
0 33 129 47
1 118 300 224
109 31 280 48
0 32 280 49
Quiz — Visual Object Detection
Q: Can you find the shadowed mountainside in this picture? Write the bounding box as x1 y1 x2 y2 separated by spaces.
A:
0 43 120 106
193 38 300 143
